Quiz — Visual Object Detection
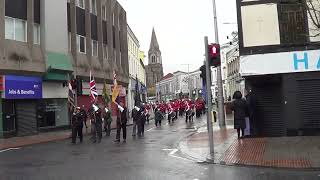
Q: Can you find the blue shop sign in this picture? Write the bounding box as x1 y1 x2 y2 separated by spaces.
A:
5 75 42 99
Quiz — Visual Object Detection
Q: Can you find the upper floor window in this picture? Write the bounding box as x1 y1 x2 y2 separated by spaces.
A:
77 0 85 9
5 17 27 42
92 40 98 57
102 5 107 20
77 35 86 54
90 0 97 15
103 44 108 59
68 33 71 52
112 13 115 25
33 23 40 44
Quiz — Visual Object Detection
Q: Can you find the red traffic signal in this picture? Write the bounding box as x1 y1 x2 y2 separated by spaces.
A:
208 43 221 67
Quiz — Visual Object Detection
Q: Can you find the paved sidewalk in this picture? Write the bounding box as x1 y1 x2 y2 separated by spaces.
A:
179 125 320 169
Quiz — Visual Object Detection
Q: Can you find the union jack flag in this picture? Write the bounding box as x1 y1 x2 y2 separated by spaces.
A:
90 71 98 102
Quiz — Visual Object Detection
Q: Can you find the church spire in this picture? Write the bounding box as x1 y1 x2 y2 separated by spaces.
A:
149 28 160 51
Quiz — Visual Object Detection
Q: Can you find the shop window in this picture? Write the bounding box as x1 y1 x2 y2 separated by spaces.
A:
37 99 69 128
5 17 27 42
33 23 40 44
77 35 86 53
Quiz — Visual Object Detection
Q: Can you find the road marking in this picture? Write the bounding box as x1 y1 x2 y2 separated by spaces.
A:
162 148 193 162
0 147 21 153
146 127 156 132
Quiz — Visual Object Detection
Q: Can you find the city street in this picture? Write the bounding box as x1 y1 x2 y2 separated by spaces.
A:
0 116 319 180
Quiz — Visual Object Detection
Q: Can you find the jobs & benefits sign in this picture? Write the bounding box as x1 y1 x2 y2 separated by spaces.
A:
5 75 42 99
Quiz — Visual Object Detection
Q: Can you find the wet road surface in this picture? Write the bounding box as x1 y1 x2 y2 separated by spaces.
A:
0 116 319 180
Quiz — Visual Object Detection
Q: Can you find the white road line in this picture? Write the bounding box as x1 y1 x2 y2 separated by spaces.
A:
0 147 21 153
146 127 156 132
162 148 193 162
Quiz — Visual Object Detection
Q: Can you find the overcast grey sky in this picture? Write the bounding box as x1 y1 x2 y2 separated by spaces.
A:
118 0 238 74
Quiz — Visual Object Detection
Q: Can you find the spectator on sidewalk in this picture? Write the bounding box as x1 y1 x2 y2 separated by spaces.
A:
245 88 258 136
231 91 248 139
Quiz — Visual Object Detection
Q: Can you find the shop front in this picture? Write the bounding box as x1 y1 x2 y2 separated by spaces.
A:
39 82 69 131
2 75 42 137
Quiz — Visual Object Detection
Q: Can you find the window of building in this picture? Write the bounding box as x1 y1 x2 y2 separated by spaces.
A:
77 35 86 53
5 17 27 42
112 13 115 25
77 0 85 9
102 5 107 20
33 23 40 44
90 0 97 15
68 33 71 51
279 2 306 44
103 44 108 59
92 40 98 57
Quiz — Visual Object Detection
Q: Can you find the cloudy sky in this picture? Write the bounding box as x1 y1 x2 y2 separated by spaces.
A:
118 0 238 74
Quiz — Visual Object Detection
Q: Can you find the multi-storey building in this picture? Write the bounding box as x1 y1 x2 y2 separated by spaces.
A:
0 0 128 138
127 25 146 111
156 71 191 102
226 46 244 100
237 0 320 136
188 70 202 100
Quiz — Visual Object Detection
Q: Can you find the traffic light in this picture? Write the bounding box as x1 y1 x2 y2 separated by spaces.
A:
200 65 206 82
208 43 221 67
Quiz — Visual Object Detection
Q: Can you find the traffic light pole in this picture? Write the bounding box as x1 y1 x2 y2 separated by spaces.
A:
204 36 215 159
212 0 226 127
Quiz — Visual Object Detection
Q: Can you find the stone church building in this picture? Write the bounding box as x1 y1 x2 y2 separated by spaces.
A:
146 28 164 96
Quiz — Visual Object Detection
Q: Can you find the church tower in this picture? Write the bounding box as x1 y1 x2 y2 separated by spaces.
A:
146 28 164 96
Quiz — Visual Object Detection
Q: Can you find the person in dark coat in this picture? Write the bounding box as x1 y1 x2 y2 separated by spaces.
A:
93 106 103 143
245 89 257 136
137 105 145 137
80 105 88 128
155 108 163 127
131 106 139 137
71 107 83 144
230 91 248 139
115 102 128 143
103 104 112 136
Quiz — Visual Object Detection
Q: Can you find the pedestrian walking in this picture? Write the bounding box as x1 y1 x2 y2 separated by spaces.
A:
155 108 163 127
103 104 112 136
131 106 140 137
115 102 128 143
88 106 96 140
71 107 83 144
80 105 88 129
139 108 146 137
230 91 248 139
92 104 103 143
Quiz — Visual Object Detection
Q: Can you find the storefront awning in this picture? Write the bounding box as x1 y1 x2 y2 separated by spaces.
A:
44 52 73 81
